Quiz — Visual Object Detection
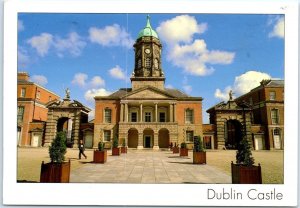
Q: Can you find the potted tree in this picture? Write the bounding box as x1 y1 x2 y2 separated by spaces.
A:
193 136 206 164
121 138 127 154
40 131 70 183
231 138 262 184
180 142 188 157
112 137 120 156
93 141 107 163
172 142 179 154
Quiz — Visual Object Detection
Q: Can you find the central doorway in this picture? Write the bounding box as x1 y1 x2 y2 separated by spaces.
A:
144 135 152 148
143 128 154 148
225 119 243 149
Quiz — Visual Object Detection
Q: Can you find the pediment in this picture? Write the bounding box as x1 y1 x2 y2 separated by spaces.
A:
123 87 174 99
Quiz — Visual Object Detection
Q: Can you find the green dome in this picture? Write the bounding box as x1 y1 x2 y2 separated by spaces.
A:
137 15 159 39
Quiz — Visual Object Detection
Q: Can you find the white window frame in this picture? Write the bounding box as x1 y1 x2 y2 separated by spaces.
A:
185 109 194 124
104 108 112 123
17 106 25 122
131 112 138 122
103 130 111 142
159 112 166 122
145 111 152 122
20 88 26 97
270 91 276 101
271 108 279 124
186 131 194 143
36 91 40 100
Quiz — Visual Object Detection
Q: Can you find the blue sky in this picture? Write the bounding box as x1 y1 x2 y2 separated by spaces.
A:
17 13 284 122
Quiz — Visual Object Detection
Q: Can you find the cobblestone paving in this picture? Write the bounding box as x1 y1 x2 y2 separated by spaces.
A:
71 150 231 184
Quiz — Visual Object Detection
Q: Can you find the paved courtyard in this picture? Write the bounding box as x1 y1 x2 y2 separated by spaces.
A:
70 150 231 184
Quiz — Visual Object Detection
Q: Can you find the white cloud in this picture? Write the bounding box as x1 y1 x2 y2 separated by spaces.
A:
214 70 272 101
27 33 53 57
165 84 174 89
53 32 86 57
84 88 112 102
72 73 88 87
31 75 48 86
183 85 192 94
269 17 284 39
18 20 24 32
17 47 30 67
109 65 127 80
90 76 105 87
88 109 95 121
157 15 207 44
89 24 134 48
157 15 235 76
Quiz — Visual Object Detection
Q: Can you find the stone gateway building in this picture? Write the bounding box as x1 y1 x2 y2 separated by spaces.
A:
93 16 203 150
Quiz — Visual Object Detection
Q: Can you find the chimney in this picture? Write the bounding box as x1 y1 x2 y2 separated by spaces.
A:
18 72 30 81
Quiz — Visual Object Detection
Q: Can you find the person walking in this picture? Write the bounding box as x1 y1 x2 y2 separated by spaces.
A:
79 140 87 159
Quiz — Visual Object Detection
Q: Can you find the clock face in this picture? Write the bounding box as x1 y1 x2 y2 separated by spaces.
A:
145 48 151 54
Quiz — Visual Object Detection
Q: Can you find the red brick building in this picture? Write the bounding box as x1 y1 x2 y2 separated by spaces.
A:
17 72 60 146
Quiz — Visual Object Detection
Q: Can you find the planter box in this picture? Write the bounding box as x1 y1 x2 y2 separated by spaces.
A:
40 160 70 183
231 162 262 184
93 150 107 163
193 152 206 164
172 147 179 154
121 146 127 153
180 148 188 156
112 147 121 156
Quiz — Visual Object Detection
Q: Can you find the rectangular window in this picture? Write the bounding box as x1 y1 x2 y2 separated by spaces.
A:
104 108 112 123
159 112 166 122
20 88 26 97
49 96 52 101
145 112 151 122
186 131 194 142
36 91 40 99
185 109 194 124
17 106 25 122
103 130 111 142
270 91 276 101
131 112 137 122
271 109 279 124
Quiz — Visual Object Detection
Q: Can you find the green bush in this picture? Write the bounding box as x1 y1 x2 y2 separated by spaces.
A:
49 131 67 163
193 136 205 152
236 138 255 166
113 137 119 148
98 141 105 151
180 142 187 149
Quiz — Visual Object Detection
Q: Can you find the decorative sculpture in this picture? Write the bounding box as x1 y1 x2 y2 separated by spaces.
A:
65 88 70 99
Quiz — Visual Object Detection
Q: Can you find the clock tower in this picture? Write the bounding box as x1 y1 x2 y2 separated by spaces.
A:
131 15 165 90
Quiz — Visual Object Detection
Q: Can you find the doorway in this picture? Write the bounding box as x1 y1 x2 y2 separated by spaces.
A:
144 135 152 148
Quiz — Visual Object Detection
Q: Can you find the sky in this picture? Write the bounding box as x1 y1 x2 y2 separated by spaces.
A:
17 13 284 123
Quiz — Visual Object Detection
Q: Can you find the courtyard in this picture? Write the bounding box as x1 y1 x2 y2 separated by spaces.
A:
17 147 283 184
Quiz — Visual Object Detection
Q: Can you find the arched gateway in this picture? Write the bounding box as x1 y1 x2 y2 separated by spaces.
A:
44 94 90 147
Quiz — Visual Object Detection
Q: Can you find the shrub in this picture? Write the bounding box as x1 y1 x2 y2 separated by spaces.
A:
98 141 105 151
49 131 67 163
193 136 205 152
180 142 187 149
113 137 119 148
236 138 255 166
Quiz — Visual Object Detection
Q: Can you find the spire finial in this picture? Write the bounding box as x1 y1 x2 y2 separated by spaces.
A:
146 15 151 28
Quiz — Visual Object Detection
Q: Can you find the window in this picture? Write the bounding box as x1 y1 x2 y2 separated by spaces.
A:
49 96 52 101
145 112 151 122
185 109 194 124
186 131 194 142
145 58 151 68
36 91 40 99
17 106 25 122
103 130 111 142
270 91 276 100
271 109 279 124
131 112 137 122
274 128 280 135
20 88 26 97
104 108 112 123
159 112 166 122
137 59 141 68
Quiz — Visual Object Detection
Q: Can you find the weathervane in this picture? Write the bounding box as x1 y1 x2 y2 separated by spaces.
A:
229 90 234 101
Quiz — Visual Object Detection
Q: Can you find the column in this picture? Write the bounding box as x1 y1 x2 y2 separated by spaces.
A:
120 103 124 122
155 103 158 122
125 103 128 122
153 132 159 150
140 103 143 122
173 103 177 122
169 103 173 122
137 132 143 149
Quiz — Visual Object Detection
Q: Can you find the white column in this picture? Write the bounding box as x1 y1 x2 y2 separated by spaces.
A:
120 103 124 122
155 103 158 122
173 103 177 122
140 103 143 122
169 103 173 122
125 103 128 122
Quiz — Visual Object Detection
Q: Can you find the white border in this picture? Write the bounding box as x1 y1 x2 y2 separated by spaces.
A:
3 0 298 206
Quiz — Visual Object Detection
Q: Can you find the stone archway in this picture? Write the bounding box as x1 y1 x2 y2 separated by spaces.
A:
225 120 243 149
158 128 169 148
128 128 138 148
143 128 154 148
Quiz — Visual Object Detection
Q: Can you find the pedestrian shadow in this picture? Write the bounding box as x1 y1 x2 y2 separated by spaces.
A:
168 156 191 159
78 161 96 164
